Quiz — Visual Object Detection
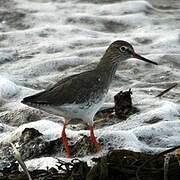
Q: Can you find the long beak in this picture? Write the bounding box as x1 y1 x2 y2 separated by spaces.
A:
133 52 158 65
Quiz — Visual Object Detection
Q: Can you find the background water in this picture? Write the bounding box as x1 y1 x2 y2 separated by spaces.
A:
0 0 180 169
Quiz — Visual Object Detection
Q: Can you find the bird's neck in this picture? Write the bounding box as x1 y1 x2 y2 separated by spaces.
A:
95 54 119 86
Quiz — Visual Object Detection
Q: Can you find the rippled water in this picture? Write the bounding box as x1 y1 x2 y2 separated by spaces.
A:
0 0 180 169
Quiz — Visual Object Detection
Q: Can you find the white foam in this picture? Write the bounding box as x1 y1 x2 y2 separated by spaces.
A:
98 1 154 15
0 120 62 143
23 157 59 171
0 119 88 144
0 76 21 99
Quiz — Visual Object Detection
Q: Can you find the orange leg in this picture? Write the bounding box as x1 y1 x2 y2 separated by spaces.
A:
61 120 71 158
89 126 101 152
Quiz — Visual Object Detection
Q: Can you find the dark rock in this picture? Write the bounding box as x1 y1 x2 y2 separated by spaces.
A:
17 128 64 160
114 89 137 119
56 158 90 180
0 128 65 172
74 135 97 157
144 117 163 124
0 144 18 172
95 89 139 128
0 108 45 126
1 147 180 180
86 148 180 180
20 128 43 143
0 127 99 172
95 107 114 120
68 159 90 180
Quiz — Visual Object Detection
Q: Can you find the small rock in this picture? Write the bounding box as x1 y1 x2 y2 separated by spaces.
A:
19 128 43 143
0 108 45 126
0 127 64 172
95 89 139 128
144 117 162 124
0 144 18 172
73 135 97 157
17 128 63 160
114 89 133 118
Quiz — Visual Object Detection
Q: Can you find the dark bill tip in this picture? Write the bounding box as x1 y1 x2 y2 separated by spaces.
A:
133 53 158 65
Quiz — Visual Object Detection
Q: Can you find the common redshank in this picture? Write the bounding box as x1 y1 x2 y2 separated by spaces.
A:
21 40 158 158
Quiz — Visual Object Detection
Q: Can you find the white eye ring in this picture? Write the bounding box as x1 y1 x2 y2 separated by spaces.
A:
120 46 127 52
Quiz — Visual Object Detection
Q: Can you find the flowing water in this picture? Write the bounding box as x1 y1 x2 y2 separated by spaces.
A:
0 0 180 170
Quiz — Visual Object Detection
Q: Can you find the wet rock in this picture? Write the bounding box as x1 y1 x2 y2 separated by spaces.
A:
69 122 88 132
17 128 63 160
0 108 45 126
0 128 64 172
19 128 43 143
74 135 97 157
70 160 90 180
114 89 139 119
0 127 98 172
94 115 120 129
56 158 90 180
95 89 139 128
144 117 163 124
1 147 180 180
86 149 180 180
0 144 18 172
1 159 90 180
95 107 114 120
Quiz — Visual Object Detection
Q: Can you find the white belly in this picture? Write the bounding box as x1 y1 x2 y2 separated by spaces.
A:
39 97 106 126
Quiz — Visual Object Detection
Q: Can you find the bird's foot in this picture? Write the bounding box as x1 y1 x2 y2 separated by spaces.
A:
89 126 101 152
61 123 71 158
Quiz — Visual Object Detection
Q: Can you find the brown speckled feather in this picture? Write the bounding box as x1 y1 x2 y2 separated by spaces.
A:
22 69 107 106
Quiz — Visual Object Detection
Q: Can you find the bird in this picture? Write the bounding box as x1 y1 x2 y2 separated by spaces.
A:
21 40 158 158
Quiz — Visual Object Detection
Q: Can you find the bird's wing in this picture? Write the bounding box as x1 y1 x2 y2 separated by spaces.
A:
22 70 100 106
44 73 79 93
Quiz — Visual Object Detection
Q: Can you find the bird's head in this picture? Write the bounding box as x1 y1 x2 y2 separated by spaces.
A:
104 40 158 65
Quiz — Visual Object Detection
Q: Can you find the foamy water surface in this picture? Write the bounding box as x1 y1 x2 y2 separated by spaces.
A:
0 0 180 169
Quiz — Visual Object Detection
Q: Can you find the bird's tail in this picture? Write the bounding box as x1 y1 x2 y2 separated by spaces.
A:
21 91 47 105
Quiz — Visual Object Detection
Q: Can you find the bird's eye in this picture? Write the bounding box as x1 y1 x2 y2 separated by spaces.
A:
120 46 127 53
